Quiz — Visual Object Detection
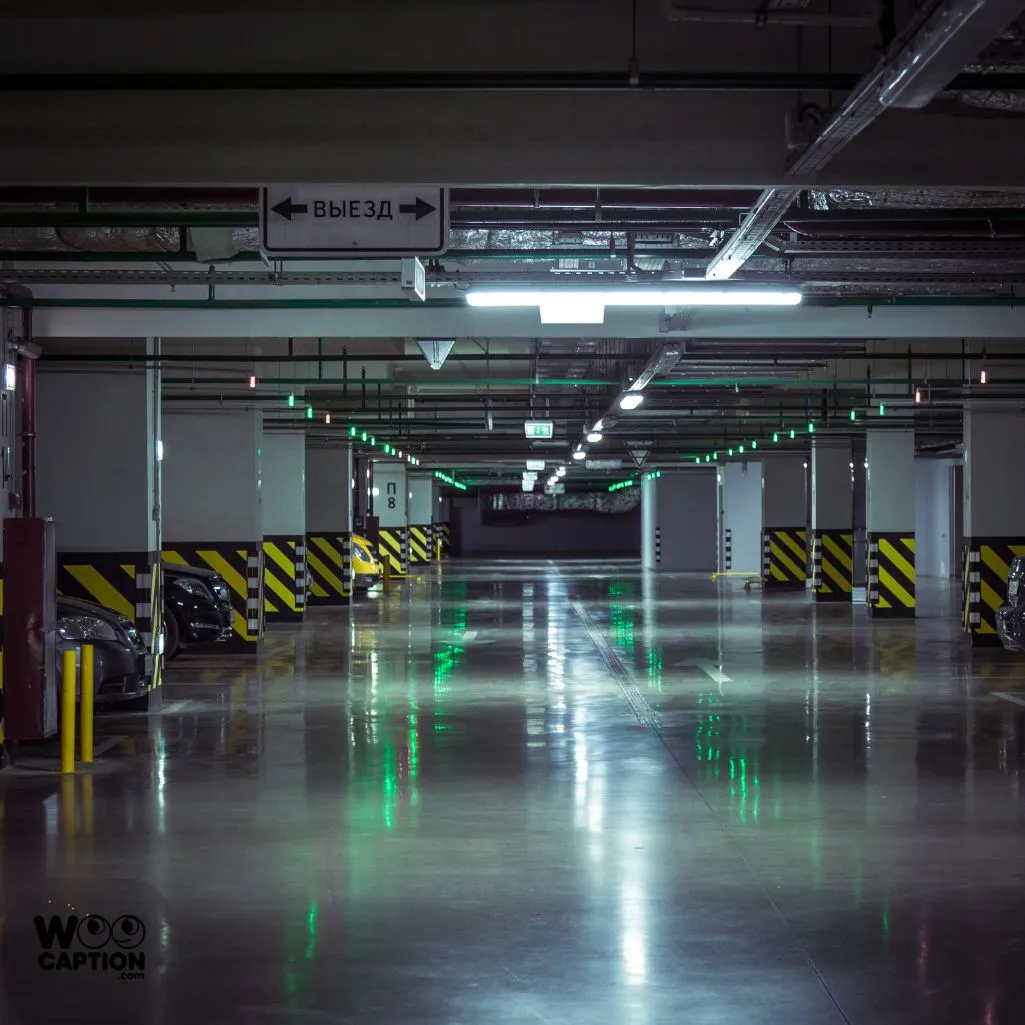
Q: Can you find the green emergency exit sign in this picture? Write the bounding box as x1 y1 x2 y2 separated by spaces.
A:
524 421 554 439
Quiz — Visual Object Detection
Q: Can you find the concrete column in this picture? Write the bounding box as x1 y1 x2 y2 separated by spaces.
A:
653 470 717 571
963 404 1025 644
811 439 854 602
305 442 353 606
866 429 916 619
162 408 262 650
433 486 452 556
408 473 435 565
640 474 657 570
720 461 762 576
761 455 807 590
36 360 163 686
374 460 408 576
261 431 306 623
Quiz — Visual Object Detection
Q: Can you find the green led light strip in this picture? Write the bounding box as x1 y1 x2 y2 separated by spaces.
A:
608 470 660 492
434 470 468 491
344 423 420 465
687 412 873 464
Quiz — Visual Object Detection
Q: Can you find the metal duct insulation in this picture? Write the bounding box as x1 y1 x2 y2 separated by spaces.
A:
660 0 880 26
807 188 1025 209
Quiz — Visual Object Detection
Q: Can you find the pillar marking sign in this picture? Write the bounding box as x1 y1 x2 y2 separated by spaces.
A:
261 185 448 257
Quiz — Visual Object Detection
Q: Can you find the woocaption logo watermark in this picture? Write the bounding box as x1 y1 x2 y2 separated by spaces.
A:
34 910 147 980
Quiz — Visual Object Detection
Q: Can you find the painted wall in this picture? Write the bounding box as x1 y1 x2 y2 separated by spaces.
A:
453 497 640 556
162 408 261 543
373 461 407 528
721 461 762 573
306 444 352 532
37 367 158 552
262 431 305 535
915 458 960 578
408 474 434 524
655 470 717 571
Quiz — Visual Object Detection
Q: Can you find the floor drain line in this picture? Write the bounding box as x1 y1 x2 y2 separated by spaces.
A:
571 599 663 733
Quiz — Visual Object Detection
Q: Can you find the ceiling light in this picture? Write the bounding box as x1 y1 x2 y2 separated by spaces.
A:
587 431 603 443
556 466 567 476
619 393 644 411
592 420 604 432
980 368 987 385
526 459 545 471
465 288 802 325
915 388 922 403
249 374 257 389
572 450 586 461
324 413 331 424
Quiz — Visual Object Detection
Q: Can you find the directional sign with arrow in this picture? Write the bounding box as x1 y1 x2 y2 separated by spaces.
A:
261 185 448 257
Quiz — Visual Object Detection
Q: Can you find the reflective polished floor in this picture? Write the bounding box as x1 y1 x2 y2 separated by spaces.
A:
3 559 1025 1024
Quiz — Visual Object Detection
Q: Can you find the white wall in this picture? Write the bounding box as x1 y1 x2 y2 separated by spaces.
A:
915 458 959 578
37 367 158 552
408 474 434 525
162 409 261 543
721 461 762 573
373 461 407 528
262 431 305 536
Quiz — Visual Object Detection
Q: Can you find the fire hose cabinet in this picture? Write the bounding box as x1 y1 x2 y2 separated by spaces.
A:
3 517 58 741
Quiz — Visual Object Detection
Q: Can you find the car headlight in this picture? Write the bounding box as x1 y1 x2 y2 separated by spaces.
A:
353 543 371 563
117 615 147 653
57 615 120 642
210 577 230 602
173 577 212 599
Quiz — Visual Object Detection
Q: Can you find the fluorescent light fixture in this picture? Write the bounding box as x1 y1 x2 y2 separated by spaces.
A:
586 432 603 443
526 459 546 471
155 439 164 462
556 466 567 476
619 393 644 410
2 363 15 392
467 288 801 316
249 374 257 389
572 450 586 461
592 420 604 432
325 413 331 424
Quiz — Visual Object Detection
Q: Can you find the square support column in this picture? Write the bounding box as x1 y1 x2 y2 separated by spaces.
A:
963 403 1025 645
305 442 353 606
162 408 263 651
408 473 435 565
36 360 164 698
866 429 916 619
262 431 306 624
373 461 408 576
761 455 807 590
811 439 854 602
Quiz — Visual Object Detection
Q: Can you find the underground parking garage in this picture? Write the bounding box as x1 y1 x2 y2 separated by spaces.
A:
6 1 1025 1022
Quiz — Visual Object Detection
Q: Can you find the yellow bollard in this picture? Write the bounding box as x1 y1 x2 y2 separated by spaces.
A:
382 557 391 595
60 649 77 774
435 538 443 562
80 643 94 764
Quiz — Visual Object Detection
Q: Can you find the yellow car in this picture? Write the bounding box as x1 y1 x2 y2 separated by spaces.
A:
352 534 382 590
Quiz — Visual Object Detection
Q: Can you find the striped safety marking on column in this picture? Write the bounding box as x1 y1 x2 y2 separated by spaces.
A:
263 535 305 623
655 527 662 564
762 528 807 589
439 523 451 555
962 537 1025 645
162 544 262 649
379 529 408 577
409 524 432 564
813 530 854 602
305 533 351 605
867 532 915 618
724 528 732 571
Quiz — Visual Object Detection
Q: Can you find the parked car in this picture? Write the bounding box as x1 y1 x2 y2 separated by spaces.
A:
56 595 153 705
352 534 382 590
162 562 234 658
996 556 1025 651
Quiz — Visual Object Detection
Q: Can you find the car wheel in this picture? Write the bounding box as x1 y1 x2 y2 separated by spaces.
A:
164 607 181 660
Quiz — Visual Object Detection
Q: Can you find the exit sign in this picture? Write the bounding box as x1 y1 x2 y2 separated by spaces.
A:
524 421 554 439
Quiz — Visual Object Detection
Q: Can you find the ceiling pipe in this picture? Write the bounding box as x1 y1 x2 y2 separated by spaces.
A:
660 0 881 27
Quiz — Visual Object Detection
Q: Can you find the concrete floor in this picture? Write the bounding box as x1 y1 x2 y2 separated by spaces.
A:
3 559 1025 1024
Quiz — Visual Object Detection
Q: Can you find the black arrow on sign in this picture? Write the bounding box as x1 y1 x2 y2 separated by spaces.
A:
271 197 309 221
399 197 437 221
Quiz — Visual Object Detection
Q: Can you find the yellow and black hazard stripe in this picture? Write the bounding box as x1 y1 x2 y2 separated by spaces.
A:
762 528 807 589
438 522 451 556
56 550 164 692
262 534 306 623
867 532 915 619
162 542 263 651
306 532 352 605
812 530 854 602
379 528 409 577
409 524 433 564
963 537 1025 647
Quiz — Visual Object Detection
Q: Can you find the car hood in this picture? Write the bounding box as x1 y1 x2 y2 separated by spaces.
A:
161 561 220 580
57 595 122 624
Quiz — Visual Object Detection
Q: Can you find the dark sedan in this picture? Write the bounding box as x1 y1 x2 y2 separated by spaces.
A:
162 562 234 658
56 595 154 705
997 556 1025 652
